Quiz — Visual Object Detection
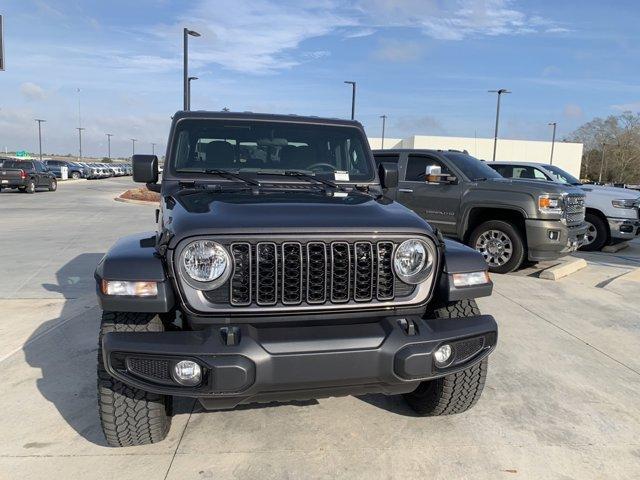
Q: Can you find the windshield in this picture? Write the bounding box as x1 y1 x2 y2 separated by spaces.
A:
2 161 32 170
171 119 375 182
543 164 582 185
442 153 502 181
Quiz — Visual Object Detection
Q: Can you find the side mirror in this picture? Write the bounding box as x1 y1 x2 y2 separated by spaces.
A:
133 155 158 184
425 164 456 184
378 162 398 189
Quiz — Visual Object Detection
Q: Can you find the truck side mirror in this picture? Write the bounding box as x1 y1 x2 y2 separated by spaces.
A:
425 165 442 183
378 162 398 189
133 155 159 185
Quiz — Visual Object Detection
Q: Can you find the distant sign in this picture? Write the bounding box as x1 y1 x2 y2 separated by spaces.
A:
0 15 4 71
15 151 29 157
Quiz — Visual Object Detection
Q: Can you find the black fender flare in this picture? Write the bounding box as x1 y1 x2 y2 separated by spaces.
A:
95 232 175 313
437 238 493 303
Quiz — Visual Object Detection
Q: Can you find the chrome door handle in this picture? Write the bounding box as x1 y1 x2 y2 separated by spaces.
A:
398 188 413 193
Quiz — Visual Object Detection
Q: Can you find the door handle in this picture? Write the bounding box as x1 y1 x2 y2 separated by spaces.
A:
398 188 413 193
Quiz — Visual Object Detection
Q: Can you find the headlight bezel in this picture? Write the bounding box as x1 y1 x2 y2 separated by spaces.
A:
611 199 637 209
538 194 565 215
178 239 231 290
393 238 437 284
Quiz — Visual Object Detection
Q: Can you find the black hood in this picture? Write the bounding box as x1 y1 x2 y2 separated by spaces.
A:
161 189 433 247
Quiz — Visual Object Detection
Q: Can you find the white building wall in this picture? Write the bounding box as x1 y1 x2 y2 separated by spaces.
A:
369 135 584 178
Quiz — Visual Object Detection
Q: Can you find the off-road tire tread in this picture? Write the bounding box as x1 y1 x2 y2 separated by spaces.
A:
97 311 171 447
431 299 481 318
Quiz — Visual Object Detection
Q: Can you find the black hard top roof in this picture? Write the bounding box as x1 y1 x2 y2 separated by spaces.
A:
172 110 362 128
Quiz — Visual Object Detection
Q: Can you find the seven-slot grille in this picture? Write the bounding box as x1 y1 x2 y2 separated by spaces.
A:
227 241 400 307
563 193 586 226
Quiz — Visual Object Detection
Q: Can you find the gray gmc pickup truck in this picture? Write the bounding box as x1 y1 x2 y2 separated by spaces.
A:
373 149 587 273
95 112 498 446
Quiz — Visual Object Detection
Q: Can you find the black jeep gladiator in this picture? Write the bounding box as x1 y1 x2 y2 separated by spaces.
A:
373 149 587 273
95 111 498 447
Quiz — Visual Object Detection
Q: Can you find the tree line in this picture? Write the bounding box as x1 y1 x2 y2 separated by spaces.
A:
569 111 640 184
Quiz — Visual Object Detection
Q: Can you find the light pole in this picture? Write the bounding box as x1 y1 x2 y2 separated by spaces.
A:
35 119 46 161
183 28 201 111
106 133 113 160
488 88 510 161
187 76 198 110
380 115 387 149
130 138 137 156
548 122 557 165
151 142 156 155
344 81 356 120
76 127 85 161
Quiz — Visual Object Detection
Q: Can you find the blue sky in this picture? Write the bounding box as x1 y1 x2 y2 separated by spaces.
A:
1 0 639 158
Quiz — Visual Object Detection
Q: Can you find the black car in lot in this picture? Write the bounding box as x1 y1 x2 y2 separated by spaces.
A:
44 159 85 179
0 159 57 193
94 111 498 447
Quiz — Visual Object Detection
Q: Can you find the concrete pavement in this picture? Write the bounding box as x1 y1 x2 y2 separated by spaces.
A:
0 178 639 479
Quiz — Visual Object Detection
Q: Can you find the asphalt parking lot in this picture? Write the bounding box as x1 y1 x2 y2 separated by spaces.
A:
1 178 639 480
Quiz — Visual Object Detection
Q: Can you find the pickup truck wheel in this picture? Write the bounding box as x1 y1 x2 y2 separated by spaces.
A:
580 213 608 251
48 179 57 191
26 180 36 194
404 299 488 415
97 312 172 447
71 171 81 180
469 220 525 274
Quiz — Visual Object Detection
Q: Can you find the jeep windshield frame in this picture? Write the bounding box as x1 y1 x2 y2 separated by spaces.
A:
167 117 377 184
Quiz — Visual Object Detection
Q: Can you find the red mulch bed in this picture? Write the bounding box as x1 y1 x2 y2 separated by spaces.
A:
119 187 160 203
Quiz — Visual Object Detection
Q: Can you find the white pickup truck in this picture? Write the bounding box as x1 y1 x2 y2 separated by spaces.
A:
488 161 640 251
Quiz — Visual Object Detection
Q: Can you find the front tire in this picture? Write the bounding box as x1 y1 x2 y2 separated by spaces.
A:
97 312 172 447
48 179 57 191
404 299 488 415
26 180 36 194
71 171 81 180
469 220 525 274
580 213 608 251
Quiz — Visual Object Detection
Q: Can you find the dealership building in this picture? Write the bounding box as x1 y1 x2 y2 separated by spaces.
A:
368 135 584 178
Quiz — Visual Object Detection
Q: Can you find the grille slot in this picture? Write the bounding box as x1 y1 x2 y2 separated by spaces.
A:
306 242 327 304
256 242 277 305
331 242 351 303
281 242 303 305
230 243 252 306
354 242 374 301
127 357 171 381
376 242 395 300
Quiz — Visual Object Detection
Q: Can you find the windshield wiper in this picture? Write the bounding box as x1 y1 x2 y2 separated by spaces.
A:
282 170 348 192
472 177 488 182
198 168 262 194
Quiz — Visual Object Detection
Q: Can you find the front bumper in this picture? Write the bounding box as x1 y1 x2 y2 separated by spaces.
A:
102 314 497 410
525 219 588 261
607 217 640 240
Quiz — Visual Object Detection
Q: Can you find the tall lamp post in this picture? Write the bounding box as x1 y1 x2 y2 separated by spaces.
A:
35 119 46 161
488 88 510 161
183 28 201 111
344 81 356 120
151 142 156 155
548 122 557 165
130 138 137 156
187 76 198 110
380 115 387 149
76 127 85 161
105 133 113 160
598 142 618 183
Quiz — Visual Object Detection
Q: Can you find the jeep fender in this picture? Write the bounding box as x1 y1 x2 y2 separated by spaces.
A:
95 232 175 313
439 238 493 302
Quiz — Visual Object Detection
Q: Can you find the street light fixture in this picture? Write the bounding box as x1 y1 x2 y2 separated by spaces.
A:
488 88 511 161
187 76 198 110
380 115 387 149
151 142 156 155
76 127 85 161
548 122 557 165
130 138 137 156
106 133 113 160
35 119 46 161
183 28 201 111
344 81 356 120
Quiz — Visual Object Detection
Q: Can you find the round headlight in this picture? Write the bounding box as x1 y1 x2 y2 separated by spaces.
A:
181 240 230 288
393 239 435 284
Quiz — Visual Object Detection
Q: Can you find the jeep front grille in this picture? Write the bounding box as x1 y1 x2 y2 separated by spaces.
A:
563 193 586 227
228 240 400 307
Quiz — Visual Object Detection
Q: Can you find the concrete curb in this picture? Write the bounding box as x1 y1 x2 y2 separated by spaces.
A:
539 258 588 281
114 196 158 206
602 242 629 253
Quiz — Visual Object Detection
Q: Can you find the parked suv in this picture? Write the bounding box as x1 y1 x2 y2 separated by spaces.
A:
0 159 57 193
373 149 587 273
487 161 640 251
44 159 85 179
95 111 498 447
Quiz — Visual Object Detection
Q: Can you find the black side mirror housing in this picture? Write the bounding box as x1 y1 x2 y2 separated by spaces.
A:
133 155 159 184
378 162 399 189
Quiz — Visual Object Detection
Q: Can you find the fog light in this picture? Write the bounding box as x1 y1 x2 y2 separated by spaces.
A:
434 344 453 367
172 360 202 386
548 230 560 240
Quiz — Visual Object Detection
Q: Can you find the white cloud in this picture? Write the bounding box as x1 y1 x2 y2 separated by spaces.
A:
373 39 426 62
563 104 584 119
611 101 640 112
20 82 46 101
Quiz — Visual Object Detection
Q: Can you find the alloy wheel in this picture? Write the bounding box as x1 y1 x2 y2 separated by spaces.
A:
583 221 596 246
475 229 513 267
